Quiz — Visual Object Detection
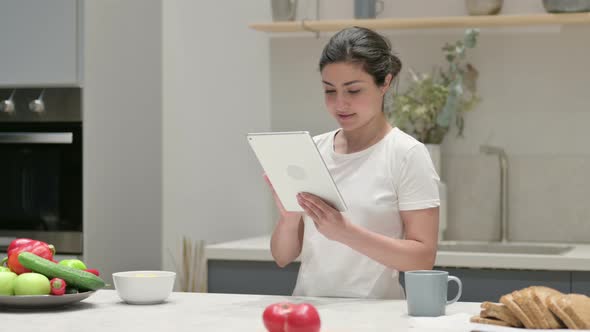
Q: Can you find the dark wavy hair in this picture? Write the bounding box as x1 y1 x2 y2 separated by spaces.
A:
319 26 402 87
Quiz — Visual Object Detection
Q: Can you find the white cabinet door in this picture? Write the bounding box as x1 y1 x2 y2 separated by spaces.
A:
0 0 78 86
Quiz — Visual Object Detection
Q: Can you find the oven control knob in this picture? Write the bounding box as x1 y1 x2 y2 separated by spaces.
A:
1 89 16 114
29 89 46 114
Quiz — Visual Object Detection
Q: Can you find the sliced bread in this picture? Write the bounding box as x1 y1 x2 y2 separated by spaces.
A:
480 301 523 327
562 294 590 329
471 315 512 327
547 293 580 329
500 291 536 329
530 286 565 329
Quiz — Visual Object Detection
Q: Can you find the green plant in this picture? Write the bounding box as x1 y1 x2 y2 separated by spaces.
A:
386 29 481 144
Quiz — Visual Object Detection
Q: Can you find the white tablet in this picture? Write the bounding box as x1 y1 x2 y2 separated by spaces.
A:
247 131 347 212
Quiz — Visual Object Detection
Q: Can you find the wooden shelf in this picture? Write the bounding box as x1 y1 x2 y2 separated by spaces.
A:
249 13 590 33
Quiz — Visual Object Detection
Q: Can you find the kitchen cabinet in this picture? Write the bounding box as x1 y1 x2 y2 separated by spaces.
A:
208 260 299 295
0 0 79 87
572 271 590 295
426 267 570 302
208 260 575 300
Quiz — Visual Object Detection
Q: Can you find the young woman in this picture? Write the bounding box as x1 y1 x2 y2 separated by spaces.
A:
266 26 440 299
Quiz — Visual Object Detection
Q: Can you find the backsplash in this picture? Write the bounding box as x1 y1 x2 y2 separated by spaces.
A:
443 155 590 243
269 25 590 244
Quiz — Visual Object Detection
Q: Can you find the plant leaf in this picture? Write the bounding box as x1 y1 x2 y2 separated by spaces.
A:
464 28 479 48
437 92 457 127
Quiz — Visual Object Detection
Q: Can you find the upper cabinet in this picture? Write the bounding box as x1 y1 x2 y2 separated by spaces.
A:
0 0 79 87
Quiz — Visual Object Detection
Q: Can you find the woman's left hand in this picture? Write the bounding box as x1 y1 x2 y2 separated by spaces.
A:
297 192 351 242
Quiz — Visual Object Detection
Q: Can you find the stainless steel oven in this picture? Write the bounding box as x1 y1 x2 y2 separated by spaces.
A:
0 88 82 254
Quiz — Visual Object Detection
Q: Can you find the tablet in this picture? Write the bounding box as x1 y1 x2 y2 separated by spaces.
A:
247 131 347 212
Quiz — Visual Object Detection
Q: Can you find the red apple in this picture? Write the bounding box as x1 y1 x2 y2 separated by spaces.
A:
262 302 321 332
263 302 293 332
285 303 321 332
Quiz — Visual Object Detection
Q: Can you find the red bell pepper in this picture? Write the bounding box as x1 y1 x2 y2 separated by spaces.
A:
50 278 66 296
1 239 55 274
7 238 38 256
84 268 100 276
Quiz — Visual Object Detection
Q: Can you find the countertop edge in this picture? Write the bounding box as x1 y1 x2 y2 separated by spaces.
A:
205 236 590 271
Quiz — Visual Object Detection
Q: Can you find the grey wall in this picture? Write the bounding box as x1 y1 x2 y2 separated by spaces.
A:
83 0 163 283
161 0 273 281
82 0 273 285
270 4 590 243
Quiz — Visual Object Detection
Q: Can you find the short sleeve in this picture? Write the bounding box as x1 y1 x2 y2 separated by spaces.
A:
396 144 440 211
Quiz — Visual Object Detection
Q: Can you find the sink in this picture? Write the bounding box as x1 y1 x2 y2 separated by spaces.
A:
437 242 573 255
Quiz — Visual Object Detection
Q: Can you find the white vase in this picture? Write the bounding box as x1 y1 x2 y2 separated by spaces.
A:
424 144 447 241
438 181 448 241
425 144 441 177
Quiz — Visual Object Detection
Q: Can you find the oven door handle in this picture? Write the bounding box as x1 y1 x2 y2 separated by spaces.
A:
0 132 73 144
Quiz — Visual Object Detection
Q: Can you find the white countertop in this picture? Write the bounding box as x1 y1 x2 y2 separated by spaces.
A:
0 289 485 332
206 235 590 271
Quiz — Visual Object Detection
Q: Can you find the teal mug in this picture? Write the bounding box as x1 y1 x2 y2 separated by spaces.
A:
354 0 384 19
404 270 462 317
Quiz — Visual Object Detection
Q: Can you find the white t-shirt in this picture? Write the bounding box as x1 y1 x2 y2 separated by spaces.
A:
291 127 440 299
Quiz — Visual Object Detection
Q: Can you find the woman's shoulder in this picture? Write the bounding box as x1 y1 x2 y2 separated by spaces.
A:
386 129 435 179
386 127 425 154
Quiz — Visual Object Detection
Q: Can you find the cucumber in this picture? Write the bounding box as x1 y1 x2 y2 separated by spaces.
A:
18 252 106 291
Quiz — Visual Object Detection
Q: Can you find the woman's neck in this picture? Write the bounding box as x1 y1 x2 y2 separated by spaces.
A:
337 114 392 153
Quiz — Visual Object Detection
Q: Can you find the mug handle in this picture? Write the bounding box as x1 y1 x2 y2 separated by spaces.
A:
376 0 384 16
446 276 462 305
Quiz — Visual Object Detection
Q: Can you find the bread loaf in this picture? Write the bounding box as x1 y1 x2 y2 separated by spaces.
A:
472 286 590 330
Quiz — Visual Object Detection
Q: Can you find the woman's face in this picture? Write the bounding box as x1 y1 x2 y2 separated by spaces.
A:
321 62 390 131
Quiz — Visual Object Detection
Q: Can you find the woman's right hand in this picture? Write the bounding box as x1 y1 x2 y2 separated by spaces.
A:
263 173 303 222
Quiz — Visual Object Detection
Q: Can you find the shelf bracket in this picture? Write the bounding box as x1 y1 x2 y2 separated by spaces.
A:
301 19 320 39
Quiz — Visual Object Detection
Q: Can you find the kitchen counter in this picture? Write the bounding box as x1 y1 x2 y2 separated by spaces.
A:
206 235 590 271
0 289 483 332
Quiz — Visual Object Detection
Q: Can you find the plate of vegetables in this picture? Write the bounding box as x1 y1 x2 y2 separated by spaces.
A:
1 238 105 309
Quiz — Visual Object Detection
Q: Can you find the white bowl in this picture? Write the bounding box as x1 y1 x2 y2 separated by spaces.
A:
112 271 176 304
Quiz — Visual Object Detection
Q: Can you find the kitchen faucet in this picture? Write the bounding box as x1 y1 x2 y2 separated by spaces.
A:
480 145 509 243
